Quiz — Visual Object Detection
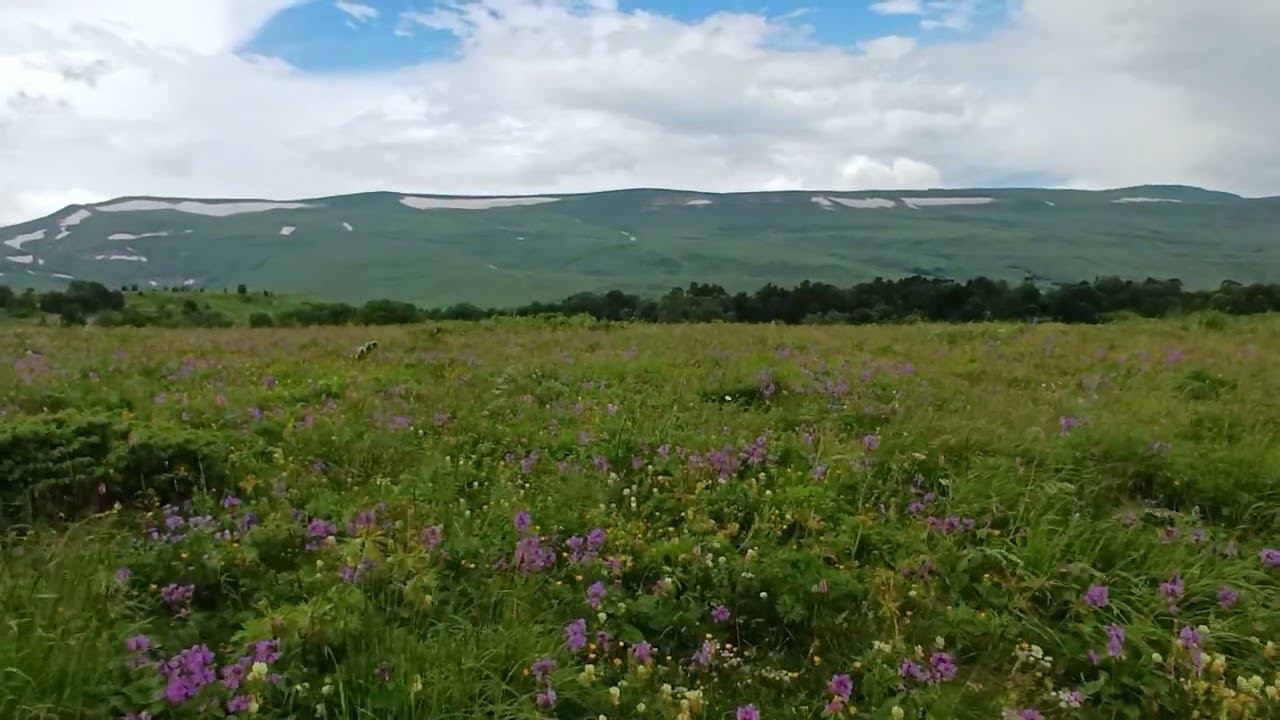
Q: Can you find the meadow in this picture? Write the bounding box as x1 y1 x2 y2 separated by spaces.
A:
1 315 1278 719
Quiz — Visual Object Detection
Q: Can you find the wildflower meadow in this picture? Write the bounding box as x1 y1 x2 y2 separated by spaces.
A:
1 315 1278 718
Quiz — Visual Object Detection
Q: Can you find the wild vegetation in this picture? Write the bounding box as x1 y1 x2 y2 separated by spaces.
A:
6 276 1280 329
2 315 1278 718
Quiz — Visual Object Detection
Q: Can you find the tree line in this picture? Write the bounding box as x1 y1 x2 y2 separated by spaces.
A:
3 276 1279 328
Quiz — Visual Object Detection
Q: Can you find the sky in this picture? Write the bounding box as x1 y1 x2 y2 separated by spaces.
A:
1 0 1278 224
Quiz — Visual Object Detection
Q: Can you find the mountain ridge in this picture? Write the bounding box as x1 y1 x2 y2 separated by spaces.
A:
4 186 1278 305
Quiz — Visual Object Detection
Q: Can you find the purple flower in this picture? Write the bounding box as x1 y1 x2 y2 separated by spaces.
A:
899 652 957 685
1058 416 1080 436
691 639 715 668
929 651 958 682
125 634 151 654
736 705 760 720
586 527 606 550
226 695 250 714
306 518 336 538
530 657 555 684
1260 548 1280 568
520 452 538 475
1159 574 1185 611
632 641 653 664
513 510 531 535
823 700 845 716
811 464 828 481
1012 710 1044 720
586 581 607 609
711 605 731 623
1218 585 1239 609
1059 689 1084 708
563 618 587 653
421 525 442 551
513 536 556 574
221 495 241 509
1083 584 1109 608
827 673 853 700
114 567 132 584
160 584 194 607
862 434 880 451
1105 624 1125 658
338 564 359 583
535 688 557 708
1178 625 1204 648
159 644 216 705
249 639 280 664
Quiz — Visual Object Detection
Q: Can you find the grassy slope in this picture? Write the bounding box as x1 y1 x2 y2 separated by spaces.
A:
1 317 1278 718
2 186 1278 306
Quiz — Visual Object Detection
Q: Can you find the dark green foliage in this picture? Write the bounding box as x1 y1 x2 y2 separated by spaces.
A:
0 411 234 523
357 299 419 325
276 302 359 326
466 275 1280 326
248 312 275 328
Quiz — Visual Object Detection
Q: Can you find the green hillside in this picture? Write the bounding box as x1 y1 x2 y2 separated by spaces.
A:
3 186 1277 305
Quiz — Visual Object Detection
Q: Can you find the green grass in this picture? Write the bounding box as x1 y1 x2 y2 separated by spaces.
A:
126 290 311 323
1 317 1279 718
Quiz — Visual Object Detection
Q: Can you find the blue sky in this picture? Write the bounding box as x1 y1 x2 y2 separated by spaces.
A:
243 0 1010 72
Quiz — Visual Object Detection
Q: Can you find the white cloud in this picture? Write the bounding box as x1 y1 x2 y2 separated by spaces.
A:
334 1 378 25
870 0 923 15
859 35 918 60
841 156 942 188
872 0 984 32
0 0 1278 226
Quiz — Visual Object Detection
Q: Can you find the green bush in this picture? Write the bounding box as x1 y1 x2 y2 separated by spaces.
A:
249 312 275 328
0 412 234 523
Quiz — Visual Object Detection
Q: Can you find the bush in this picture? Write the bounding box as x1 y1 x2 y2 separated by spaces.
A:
0 412 235 523
358 299 420 325
249 312 275 328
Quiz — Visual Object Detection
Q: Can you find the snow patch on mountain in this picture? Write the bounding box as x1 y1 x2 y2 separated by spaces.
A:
110 231 171 240
96 200 315 216
400 196 560 210
830 197 896 209
4 229 45 251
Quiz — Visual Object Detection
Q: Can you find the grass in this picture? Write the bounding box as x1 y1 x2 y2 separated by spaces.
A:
126 290 311 323
1 316 1278 718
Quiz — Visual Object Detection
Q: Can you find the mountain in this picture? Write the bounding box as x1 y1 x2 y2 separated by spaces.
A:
2 186 1277 305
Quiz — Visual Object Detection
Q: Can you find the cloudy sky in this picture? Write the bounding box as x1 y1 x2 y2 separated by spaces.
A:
2 0 1277 224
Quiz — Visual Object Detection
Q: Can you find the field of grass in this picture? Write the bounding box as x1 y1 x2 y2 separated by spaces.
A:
125 291 312 324
2 316 1279 719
